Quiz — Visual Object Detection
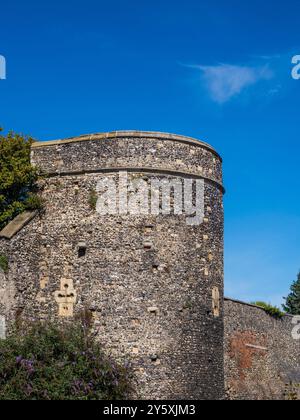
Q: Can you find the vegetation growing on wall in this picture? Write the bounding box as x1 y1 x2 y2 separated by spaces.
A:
0 254 8 273
0 319 133 400
284 382 300 400
283 271 300 315
251 301 284 319
88 188 98 210
0 129 42 230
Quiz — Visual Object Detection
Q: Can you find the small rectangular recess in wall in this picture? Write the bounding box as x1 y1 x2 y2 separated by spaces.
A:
144 225 154 235
77 241 87 257
147 306 159 315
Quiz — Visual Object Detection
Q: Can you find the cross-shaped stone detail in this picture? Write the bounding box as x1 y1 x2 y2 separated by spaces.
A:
54 279 77 317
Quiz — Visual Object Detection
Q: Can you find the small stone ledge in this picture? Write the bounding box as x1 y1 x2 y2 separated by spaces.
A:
43 166 225 193
0 211 38 239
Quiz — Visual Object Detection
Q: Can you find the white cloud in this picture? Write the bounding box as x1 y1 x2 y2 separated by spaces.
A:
196 63 273 104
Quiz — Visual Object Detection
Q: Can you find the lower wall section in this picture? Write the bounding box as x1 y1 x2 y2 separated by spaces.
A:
224 298 300 400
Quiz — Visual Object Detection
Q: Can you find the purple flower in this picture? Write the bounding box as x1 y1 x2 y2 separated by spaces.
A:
19 359 35 375
124 360 131 369
25 383 33 397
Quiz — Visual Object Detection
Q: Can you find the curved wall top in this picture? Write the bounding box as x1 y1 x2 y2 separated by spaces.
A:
31 131 223 190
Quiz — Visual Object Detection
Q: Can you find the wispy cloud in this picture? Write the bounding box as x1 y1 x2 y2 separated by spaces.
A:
251 54 281 61
194 63 273 104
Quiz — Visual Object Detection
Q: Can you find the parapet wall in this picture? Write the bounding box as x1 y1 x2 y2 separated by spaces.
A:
31 131 223 188
224 298 300 400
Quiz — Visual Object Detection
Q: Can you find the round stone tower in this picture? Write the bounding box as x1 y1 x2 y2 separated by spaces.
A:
2 131 224 400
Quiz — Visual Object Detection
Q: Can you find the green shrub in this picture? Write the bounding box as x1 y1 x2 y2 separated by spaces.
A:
0 320 133 400
24 193 45 212
88 189 98 210
0 129 40 230
284 382 300 400
0 255 8 273
251 301 284 319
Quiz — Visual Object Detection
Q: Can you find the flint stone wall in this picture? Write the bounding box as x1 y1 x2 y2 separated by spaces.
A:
0 132 225 400
225 298 300 400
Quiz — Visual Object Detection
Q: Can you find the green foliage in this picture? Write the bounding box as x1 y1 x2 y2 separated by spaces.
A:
284 382 300 400
0 320 132 400
24 192 44 212
283 272 300 315
251 301 284 319
0 254 8 273
0 129 40 230
88 189 98 210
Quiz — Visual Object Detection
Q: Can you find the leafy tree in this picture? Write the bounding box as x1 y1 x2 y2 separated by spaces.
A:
0 319 133 400
283 271 300 315
0 129 41 230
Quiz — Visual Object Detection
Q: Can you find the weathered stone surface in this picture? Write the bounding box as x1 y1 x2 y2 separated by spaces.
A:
0 316 5 339
0 269 15 318
0 211 37 239
0 269 15 340
0 132 300 399
0 131 298 400
224 298 300 400
31 131 223 188
0 131 224 400
54 278 77 317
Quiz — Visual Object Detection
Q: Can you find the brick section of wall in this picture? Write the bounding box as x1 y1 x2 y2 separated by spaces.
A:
0 132 225 400
224 298 300 400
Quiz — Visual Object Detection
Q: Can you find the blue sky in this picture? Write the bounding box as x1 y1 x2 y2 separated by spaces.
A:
1 0 300 307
